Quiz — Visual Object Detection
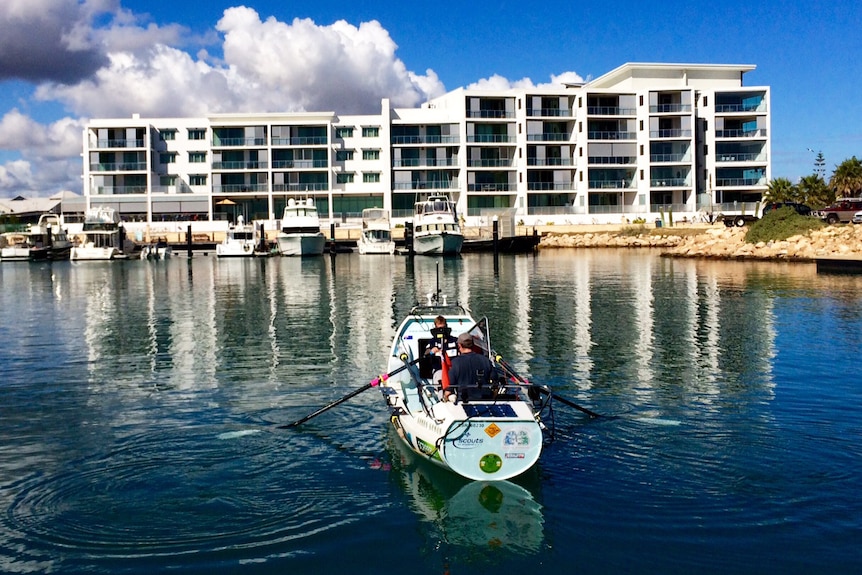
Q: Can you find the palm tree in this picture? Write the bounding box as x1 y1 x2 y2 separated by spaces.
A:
797 174 832 208
829 156 862 198
765 177 797 203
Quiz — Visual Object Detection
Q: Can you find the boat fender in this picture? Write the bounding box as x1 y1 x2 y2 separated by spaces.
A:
243 244 251 253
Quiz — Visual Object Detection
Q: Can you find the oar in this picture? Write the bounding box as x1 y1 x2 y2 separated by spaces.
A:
493 353 604 419
278 358 419 429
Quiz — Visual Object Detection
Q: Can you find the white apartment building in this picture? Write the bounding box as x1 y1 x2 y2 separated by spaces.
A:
82 62 769 227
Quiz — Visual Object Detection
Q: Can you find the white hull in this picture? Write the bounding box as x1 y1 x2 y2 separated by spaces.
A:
358 231 395 255
0 246 30 261
413 232 463 255
140 245 172 260
276 233 326 256
71 245 118 260
217 224 257 258
380 300 544 481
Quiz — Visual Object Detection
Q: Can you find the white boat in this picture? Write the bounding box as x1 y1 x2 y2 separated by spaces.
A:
412 194 463 255
358 208 395 255
1 214 72 261
140 240 172 260
276 198 326 256
71 206 127 261
216 223 257 258
379 290 545 481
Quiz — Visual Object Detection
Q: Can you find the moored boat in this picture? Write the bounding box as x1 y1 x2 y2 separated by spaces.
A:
1 214 73 261
276 198 326 256
216 223 257 258
358 207 395 255
379 290 545 481
140 240 172 260
71 206 128 261
412 194 463 255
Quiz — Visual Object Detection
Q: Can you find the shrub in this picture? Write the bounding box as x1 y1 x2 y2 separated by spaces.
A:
620 224 647 236
745 207 825 243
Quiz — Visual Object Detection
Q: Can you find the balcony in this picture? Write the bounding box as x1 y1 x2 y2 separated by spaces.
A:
588 131 636 140
716 129 768 138
587 106 636 115
272 160 328 169
715 103 764 113
716 177 766 187
527 108 572 117
588 156 636 165
212 184 269 193
89 162 148 171
272 136 328 145
527 133 570 142
528 157 573 166
649 129 693 138
212 161 269 170
467 158 515 167
466 134 516 144
650 153 689 163
95 139 144 149
716 153 766 162
527 182 575 191
588 180 636 189
212 137 267 147
649 104 692 113
467 110 514 119
391 135 459 145
92 185 147 195
468 183 515 192
393 158 458 167
272 183 329 192
393 181 458 191
651 178 689 187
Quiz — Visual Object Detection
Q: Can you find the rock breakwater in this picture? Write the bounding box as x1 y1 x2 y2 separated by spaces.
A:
538 224 862 261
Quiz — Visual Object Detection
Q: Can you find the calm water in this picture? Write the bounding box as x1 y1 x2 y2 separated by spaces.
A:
1 251 860 574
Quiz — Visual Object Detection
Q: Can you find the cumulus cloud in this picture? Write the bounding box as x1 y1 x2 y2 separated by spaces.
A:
467 70 585 90
0 0 110 83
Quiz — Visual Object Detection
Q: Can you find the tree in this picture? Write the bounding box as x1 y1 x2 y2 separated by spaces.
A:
814 151 826 179
829 156 862 198
797 174 832 208
765 177 797 203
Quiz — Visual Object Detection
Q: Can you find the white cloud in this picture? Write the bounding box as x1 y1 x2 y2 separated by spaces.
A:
467 71 585 90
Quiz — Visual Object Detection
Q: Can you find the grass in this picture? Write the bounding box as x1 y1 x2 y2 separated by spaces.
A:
744 207 825 243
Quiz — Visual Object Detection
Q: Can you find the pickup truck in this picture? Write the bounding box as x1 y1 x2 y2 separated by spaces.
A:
721 213 759 227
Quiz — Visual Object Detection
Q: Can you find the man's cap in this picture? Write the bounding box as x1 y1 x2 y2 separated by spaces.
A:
457 332 474 347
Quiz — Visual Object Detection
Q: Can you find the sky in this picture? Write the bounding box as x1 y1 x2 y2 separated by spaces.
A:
1 0 860 198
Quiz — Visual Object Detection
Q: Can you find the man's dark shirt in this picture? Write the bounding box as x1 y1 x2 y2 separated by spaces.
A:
447 351 495 389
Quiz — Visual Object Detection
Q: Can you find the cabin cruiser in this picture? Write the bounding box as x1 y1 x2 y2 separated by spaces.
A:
71 206 129 260
358 208 395 255
412 195 463 255
276 198 326 256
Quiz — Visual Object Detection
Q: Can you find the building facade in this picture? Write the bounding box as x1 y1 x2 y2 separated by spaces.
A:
82 62 770 226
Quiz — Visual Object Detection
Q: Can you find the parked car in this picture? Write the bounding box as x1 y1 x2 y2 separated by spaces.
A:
762 202 813 216
814 198 862 224
852 210 862 224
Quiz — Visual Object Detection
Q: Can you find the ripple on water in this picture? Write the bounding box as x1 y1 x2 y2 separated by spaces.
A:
1 425 388 570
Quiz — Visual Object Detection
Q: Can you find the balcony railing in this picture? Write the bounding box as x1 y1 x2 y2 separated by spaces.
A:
212 137 267 147
650 153 689 163
588 131 636 140
467 158 515 167
467 110 515 119
392 181 458 190
587 106 636 116
271 136 328 145
715 129 767 138
650 178 689 187
527 108 572 117
212 184 269 193
588 156 636 165
526 133 570 141
527 182 575 191
89 162 148 171
393 158 458 167
95 139 144 149
272 183 329 192
528 158 573 166
272 160 328 169
212 161 269 170
649 104 692 113
391 135 460 145
715 177 766 187
92 185 147 195
716 153 765 162
715 103 764 113
649 129 692 138
466 135 516 143
588 180 636 189
468 183 515 192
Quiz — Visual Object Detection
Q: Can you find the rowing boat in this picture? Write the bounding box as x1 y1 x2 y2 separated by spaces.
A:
379 290 546 481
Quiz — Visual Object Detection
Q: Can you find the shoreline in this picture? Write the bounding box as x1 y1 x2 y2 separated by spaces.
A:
536 223 862 262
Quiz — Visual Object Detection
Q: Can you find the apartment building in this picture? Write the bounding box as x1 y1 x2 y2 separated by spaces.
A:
82 62 769 226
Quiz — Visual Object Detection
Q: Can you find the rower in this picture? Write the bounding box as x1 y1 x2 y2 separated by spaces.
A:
445 332 496 402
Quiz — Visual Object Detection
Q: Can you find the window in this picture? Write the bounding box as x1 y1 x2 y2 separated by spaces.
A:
336 127 354 138
189 174 207 186
188 129 207 140
336 173 354 184
160 129 177 141
159 175 177 186
362 126 379 137
189 151 207 163
159 152 177 164
362 149 380 160
335 150 354 161
363 172 381 183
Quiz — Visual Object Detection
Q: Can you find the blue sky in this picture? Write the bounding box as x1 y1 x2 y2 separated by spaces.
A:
1 0 860 196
